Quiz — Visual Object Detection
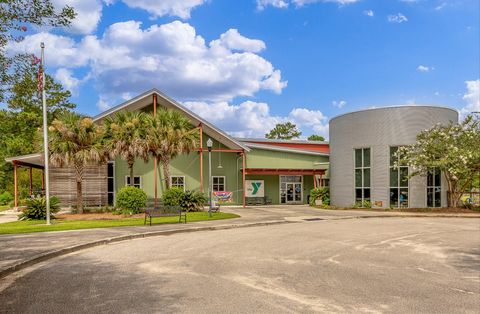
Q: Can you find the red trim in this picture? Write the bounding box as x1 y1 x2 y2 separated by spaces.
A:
243 168 325 175
247 141 329 153
242 151 246 208
199 123 203 192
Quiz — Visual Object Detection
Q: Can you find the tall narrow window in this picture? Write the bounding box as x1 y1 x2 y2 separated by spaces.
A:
427 168 441 207
107 162 115 206
354 148 371 206
390 147 408 208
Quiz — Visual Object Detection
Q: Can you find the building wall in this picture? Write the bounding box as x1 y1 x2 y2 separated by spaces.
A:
329 106 458 208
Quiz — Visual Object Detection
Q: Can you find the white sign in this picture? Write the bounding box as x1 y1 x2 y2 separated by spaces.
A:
245 180 265 197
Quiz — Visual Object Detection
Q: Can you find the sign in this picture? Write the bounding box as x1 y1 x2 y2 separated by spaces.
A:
213 191 234 204
246 180 264 197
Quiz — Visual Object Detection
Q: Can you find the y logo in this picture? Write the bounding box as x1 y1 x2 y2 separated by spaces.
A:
251 182 262 195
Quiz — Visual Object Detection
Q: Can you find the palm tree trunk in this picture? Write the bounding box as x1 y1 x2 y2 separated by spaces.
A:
74 163 84 214
161 157 171 189
128 160 134 186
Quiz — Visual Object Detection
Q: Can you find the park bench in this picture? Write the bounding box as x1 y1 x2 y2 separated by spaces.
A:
143 205 186 226
246 197 272 206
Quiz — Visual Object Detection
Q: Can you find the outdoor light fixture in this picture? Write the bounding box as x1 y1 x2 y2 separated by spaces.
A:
217 143 223 169
207 138 213 217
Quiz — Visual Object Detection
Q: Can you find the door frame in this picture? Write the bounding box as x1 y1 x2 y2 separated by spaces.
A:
279 175 303 205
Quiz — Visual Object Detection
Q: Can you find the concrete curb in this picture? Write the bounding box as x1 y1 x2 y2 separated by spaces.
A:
0 220 292 280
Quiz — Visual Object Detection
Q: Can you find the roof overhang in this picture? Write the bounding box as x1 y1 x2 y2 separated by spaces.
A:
5 153 44 168
93 89 250 152
244 143 329 156
242 168 326 175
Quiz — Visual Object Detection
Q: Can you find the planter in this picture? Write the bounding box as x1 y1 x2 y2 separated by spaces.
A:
315 199 323 206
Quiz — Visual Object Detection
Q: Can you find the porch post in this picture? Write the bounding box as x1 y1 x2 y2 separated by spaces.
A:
13 161 18 208
29 167 33 196
199 123 203 192
42 169 45 190
319 173 323 188
242 151 246 208
153 93 158 207
313 172 317 189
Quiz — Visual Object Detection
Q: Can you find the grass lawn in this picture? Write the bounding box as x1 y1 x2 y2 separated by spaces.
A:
0 205 10 212
0 212 240 235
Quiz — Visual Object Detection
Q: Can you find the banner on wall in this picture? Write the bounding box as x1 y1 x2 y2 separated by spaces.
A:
245 180 265 197
213 191 234 204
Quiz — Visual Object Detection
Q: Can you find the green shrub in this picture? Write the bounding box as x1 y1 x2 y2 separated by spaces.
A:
353 200 372 209
18 196 60 220
0 191 13 205
309 188 330 206
162 187 185 206
179 190 207 212
116 186 147 214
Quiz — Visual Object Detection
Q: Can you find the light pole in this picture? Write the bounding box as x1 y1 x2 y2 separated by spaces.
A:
207 138 213 217
41 42 51 225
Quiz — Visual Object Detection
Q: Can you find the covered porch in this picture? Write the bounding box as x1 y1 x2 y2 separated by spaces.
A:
5 153 45 208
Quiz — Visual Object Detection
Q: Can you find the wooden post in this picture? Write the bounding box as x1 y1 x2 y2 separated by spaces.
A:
313 173 317 189
13 161 18 208
29 167 33 196
319 173 323 188
153 93 158 207
42 169 45 191
242 151 246 208
199 123 203 192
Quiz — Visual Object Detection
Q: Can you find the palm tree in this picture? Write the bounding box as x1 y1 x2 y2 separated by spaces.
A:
104 111 149 186
145 109 199 194
48 112 106 214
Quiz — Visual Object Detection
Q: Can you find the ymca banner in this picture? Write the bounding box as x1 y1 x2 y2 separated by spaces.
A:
245 180 264 197
213 191 234 204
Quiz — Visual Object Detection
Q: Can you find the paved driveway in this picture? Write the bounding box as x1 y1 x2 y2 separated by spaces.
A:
1 217 479 313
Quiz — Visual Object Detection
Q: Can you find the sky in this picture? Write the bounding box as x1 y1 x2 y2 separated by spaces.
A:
6 0 480 139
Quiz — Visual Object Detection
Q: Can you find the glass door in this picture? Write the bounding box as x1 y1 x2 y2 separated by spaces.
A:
282 180 303 204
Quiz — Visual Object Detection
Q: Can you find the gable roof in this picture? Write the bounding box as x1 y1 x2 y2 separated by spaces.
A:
93 89 249 151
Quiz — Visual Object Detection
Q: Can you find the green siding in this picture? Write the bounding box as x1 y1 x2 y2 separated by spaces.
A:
246 149 328 170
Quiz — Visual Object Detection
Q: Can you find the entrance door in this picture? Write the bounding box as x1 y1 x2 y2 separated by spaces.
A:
280 176 303 204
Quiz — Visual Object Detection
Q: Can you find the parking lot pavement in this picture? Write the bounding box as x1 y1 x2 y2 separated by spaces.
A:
1 217 479 313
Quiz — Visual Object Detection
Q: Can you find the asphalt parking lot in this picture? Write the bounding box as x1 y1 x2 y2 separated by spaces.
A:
1 217 479 313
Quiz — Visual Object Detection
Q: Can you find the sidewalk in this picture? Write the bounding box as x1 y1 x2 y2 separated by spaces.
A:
1 205 479 279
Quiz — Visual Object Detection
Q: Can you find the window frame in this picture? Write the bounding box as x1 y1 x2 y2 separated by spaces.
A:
426 168 441 208
170 175 186 191
107 161 115 206
354 147 371 206
125 175 142 189
212 176 226 192
389 146 409 208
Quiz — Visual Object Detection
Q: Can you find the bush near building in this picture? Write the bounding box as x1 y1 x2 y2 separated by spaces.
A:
18 196 60 220
116 186 147 215
0 191 13 205
309 188 330 206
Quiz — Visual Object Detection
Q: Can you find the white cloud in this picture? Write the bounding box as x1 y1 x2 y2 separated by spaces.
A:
53 0 103 34
184 101 329 138
121 0 207 19
363 10 374 17
257 0 359 10
54 68 82 95
257 0 289 10
435 2 447 10
332 100 346 108
417 65 434 72
387 13 408 23
8 21 287 111
210 29 266 53
460 79 480 119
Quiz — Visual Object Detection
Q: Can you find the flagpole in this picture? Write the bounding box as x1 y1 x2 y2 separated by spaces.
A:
41 42 51 225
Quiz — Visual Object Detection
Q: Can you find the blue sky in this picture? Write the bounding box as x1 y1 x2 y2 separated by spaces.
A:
6 0 480 138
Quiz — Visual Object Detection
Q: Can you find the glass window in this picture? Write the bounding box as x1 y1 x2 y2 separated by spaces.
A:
390 146 408 208
427 168 441 207
212 176 225 192
125 176 141 188
170 176 185 190
107 162 115 206
354 148 371 206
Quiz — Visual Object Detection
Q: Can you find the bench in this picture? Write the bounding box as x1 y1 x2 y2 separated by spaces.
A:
143 205 186 226
246 197 272 206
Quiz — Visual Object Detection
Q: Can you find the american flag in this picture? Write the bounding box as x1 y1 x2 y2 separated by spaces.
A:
32 54 43 92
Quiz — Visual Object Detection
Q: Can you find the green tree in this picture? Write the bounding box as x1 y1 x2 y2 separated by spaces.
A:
145 110 199 192
7 63 75 119
48 112 107 213
104 111 149 186
398 115 480 208
0 0 75 102
307 134 325 141
265 122 302 140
